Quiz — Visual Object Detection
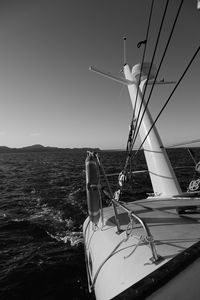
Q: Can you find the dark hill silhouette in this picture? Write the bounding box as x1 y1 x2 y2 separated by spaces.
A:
0 144 100 153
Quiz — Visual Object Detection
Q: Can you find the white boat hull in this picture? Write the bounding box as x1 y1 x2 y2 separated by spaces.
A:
83 196 200 300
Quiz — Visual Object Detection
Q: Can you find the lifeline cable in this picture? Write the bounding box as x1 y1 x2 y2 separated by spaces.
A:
135 45 200 156
131 0 184 150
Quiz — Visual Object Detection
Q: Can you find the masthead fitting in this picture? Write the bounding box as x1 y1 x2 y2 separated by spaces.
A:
132 62 157 81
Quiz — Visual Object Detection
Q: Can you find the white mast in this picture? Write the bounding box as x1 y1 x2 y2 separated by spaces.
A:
89 62 182 197
124 63 182 197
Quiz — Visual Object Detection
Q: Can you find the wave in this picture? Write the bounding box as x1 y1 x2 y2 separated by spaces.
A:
46 231 83 247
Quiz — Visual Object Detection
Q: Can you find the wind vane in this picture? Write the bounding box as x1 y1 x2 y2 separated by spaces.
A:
137 40 147 48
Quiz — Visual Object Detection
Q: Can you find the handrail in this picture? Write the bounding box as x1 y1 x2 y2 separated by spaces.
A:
89 151 161 263
112 197 161 263
102 189 161 263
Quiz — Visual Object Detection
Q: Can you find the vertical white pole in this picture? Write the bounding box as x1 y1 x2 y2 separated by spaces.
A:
124 64 182 197
123 37 127 65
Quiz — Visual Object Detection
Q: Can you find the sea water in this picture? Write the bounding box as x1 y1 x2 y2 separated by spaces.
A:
0 149 198 299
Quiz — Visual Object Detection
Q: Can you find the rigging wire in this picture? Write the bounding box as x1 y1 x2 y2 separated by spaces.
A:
119 0 155 193
123 0 155 171
135 45 200 156
121 0 169 189
131 0 155 123
131 0 170 148
130 0 184 150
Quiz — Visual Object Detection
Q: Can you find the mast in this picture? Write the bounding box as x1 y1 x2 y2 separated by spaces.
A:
124 63 182 197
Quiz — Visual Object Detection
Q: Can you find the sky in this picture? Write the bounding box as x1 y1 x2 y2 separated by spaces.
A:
0 0 199 149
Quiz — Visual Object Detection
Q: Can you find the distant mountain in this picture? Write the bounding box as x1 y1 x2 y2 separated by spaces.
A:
22 144 45 149
0 144 100 153
20 144 59 152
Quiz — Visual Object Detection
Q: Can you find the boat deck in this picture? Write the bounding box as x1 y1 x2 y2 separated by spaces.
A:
104 196 200 262
85 196 200 300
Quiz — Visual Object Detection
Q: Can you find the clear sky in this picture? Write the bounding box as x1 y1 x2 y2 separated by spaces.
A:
0 0 199 149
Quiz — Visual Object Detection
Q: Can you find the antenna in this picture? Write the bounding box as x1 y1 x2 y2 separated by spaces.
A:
123 37 127 65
